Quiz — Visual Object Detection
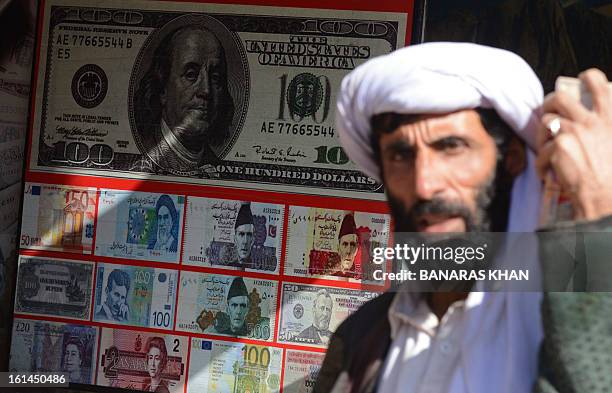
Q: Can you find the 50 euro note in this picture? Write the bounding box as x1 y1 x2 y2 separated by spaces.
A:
95 190 185 263
9 318 98 385
14 256 94 320
285 206 391 283
20 183 96 253
93 263 178 330
187 338 282 393
98 328 188 393
183 197 284 273
283 349 325 393
277 282 379 348
30 0 407 199
176 271 277 341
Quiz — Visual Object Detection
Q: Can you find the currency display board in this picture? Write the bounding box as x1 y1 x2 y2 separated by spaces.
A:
11 0 416 391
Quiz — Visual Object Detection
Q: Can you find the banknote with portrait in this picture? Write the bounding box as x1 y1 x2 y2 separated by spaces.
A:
9 318 98 384
20 183 96 253
183 197 284 273
283 349 325 393
29 0 408 199
14 256 93 320
93 263 178 329
187 338 282 393
176 271 277 341
285 206 391 282
95 190 185 263
97 328 187 393
278 282 378 348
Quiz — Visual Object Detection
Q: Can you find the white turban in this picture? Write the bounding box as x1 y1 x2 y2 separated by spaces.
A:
335 43 545 393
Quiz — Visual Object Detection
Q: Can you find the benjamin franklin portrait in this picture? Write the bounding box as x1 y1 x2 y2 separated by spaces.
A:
130 14 248 176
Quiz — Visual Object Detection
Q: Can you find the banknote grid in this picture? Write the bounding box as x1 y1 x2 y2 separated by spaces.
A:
10 0 411 392
13 181 391 392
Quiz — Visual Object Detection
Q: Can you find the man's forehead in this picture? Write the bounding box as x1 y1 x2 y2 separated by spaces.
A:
376 109 488 144
236 223 254 233
172 28 222 61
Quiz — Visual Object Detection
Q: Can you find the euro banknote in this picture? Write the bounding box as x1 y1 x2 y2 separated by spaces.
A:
187 338 282 393
21 183 96 253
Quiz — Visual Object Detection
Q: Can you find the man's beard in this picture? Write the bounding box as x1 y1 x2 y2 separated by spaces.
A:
388 160 512 233
386 163 513 291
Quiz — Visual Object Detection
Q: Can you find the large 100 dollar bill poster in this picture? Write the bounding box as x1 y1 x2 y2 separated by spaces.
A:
30 0 406 198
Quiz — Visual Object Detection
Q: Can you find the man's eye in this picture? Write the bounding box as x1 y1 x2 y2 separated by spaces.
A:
436 137 468 153
389 150 413 162
184 69 199 82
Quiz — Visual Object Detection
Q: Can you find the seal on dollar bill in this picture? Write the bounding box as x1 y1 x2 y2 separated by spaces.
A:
130 14 249 176
71 64 108 109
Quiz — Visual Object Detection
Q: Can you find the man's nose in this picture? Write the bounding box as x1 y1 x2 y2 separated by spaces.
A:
195 69 211 96
414 150 445 200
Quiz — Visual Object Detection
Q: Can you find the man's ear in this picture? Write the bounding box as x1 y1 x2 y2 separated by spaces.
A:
504 136 526 178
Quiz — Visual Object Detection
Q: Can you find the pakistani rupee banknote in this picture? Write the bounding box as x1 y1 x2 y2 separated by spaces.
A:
95 190 185 263
278 283 378 348
283 349 325 393
176 271 277 341
15 256 93 320
187 338 282 393
21 183 96 253
183 197 283 273
285 206 390 282
98 328 187 393
30 0 408 198
9 318 98 384
93 263 177 329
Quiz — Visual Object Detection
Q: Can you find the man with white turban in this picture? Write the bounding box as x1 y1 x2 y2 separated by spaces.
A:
314 43 612 393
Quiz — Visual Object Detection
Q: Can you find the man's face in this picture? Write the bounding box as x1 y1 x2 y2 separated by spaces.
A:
234 224 254 261
378 110 497 233
64 344 81 373
147 347 163 378
227 295 249 332
338 233 358 268
157 205 173 243
313 295 332 331
161 28 224 140
105 281 127 318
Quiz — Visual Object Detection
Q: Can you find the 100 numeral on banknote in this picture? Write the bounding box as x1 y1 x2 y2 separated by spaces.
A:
31 0 407 197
